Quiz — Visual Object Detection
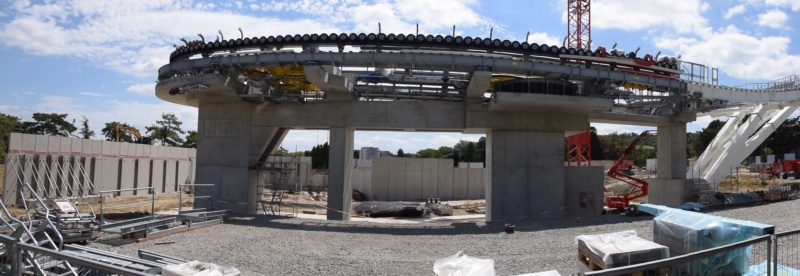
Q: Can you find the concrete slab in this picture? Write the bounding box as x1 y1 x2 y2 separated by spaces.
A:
436 159 454 200
8 133 22 152
453 169 467 200
467 168 483 199
35 135 48 155
422 158 438 199
564 166 604 218
405 158 423 201
119 158 136 195
47 136 60 155
150 160 165 196
388 157 406 201
164 159 177 193
371 157 390 201
3 154 20 204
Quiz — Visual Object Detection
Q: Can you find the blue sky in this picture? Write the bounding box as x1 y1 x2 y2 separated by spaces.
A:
1 0 799 153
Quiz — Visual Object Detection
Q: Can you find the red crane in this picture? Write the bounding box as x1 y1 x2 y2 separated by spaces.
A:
567 0 591 50
605 130 655 209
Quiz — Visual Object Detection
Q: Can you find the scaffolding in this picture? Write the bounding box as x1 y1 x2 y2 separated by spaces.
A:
6 152 97 204
255 155 297 216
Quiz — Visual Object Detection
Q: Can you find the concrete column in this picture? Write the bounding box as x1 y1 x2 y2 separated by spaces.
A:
488 130 566 221
327 127 354 221
650 123 690 207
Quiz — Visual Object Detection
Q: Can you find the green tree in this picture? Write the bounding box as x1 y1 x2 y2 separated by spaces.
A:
0 113 23 164
146 113 185 146
590 127 604 161
23 113 77 137
762 117 800 157
476 137 486 164
182 130 197 148
78 116 94 139
690 119 724 158
274 146 289 156
310 142 329 169
397 148 405 157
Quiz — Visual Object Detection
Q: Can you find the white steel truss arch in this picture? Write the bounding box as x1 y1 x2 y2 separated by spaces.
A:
689 103 799 187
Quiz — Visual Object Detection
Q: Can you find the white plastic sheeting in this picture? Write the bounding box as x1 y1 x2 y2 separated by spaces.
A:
433 251 495 276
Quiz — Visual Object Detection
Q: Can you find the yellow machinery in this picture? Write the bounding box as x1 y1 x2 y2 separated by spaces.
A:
115 124 153 144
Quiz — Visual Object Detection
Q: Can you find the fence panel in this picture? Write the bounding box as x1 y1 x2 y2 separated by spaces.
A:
773 229 800 274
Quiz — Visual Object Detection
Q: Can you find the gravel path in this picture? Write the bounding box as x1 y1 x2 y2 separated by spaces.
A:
89 199 800 275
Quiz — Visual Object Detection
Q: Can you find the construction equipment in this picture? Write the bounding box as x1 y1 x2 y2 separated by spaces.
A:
115 123 153 144
34 199 97 244
772 160 800 179
604 130 655 209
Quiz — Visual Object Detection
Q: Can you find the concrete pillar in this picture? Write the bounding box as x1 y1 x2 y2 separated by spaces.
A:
488 130 566 221
327 127 354 221
650 123 690 207
197 102 286 214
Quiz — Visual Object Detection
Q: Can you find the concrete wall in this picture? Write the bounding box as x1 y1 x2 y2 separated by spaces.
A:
2 133 197 205
349 157 486 201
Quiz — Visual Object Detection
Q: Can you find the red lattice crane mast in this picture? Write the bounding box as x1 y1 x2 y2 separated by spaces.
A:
567 0 591 50
565 0 592 166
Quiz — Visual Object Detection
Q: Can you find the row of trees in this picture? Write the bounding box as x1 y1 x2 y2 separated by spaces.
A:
1 112 196 163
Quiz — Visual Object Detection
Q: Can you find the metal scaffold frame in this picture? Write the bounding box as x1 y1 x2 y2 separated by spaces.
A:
6 152 98 205
256 155 298 216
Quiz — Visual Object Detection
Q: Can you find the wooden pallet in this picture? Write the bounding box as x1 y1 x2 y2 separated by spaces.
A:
577 244 667 275
578 246 606 271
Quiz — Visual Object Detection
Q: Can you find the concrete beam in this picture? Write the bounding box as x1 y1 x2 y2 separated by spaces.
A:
304 65 357 101
465 71 493 98
589 112 696 126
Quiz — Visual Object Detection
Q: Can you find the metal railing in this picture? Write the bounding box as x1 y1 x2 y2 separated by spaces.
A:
178 183 215 213
98 187 156 226
0 233 151 276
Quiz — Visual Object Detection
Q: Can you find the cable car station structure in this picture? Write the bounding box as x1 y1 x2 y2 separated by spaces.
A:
155 32 800 221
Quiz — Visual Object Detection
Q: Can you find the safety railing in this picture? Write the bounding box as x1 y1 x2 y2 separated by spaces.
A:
178 183 215 213
582 228 800 276
98 187 156 226
0 233 151 276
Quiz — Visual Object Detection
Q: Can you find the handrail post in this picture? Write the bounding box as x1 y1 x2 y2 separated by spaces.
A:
100 193 104 226
151 187 155 220
178 184 183 214
773 234 778 276
10 240 21 276
767 235 772 276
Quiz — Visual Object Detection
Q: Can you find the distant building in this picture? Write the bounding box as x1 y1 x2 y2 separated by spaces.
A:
360 147 382 160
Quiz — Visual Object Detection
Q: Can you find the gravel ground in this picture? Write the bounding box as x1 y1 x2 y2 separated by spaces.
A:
88 199 800 275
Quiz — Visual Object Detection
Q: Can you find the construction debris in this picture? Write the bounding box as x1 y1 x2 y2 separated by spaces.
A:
354 201 429 217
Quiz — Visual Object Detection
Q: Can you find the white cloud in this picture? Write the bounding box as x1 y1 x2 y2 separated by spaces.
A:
724 4 746 19
765 0 800 11
757 9 789 29
526 32 560 46
79 92 106 97
127 83 156 96
656 25 800 80
591 0 709 34
0 0 499 80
